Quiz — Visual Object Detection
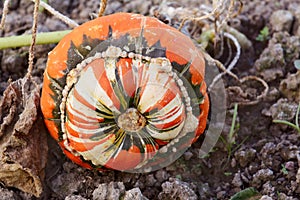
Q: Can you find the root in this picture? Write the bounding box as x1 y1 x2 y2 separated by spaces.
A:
208 32 241 92
238 76 269 106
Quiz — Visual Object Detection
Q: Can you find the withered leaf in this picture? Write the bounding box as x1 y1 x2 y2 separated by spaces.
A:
0 76 48 197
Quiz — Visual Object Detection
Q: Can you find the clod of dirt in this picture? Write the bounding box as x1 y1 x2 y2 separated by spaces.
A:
263 98 298 121
155 169 170 183
259 195 273 200
288 4 300 36
145 174 157 187
278 192 298 200
254 43 285 81
270 32 300 68
49 170 86 197
270 10 294 32
0 77 48 197
284 161 295 171
251 169 274 188
232 171 243 187
296 168 300 184
278 142 299 161
234 148 257 167
279 71 300 101
123 188 149 200
92 182 125 200
158 178 198 200
65 195 88 200
1 50 28 77
255 32 300 80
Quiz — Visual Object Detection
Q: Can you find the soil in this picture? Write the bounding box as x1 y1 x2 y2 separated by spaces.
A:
0 0 300 199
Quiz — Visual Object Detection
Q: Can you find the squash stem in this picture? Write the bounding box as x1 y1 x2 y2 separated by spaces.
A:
0 30 71 50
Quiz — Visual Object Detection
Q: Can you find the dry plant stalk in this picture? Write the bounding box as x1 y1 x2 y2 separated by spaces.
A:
30 0 78 28
98 0 107 17
0 0 10 29
179 0 242 32
27 0 40 78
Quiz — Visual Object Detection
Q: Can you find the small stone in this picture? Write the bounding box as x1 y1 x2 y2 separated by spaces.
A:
270 10 294 32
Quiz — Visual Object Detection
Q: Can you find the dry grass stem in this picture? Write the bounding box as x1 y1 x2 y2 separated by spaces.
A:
179 0 242 35
218 0 242 30
0 0 10 29
98 0 107 17
27 0 40 78
30 0 78 28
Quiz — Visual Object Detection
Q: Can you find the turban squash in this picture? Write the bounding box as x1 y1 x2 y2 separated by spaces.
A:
41 13 209 171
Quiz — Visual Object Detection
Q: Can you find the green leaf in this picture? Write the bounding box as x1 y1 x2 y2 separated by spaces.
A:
281 164 288 175
230 187 261 200
256 27 269 42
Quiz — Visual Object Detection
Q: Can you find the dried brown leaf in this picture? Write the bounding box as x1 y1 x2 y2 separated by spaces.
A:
0 76 48 197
